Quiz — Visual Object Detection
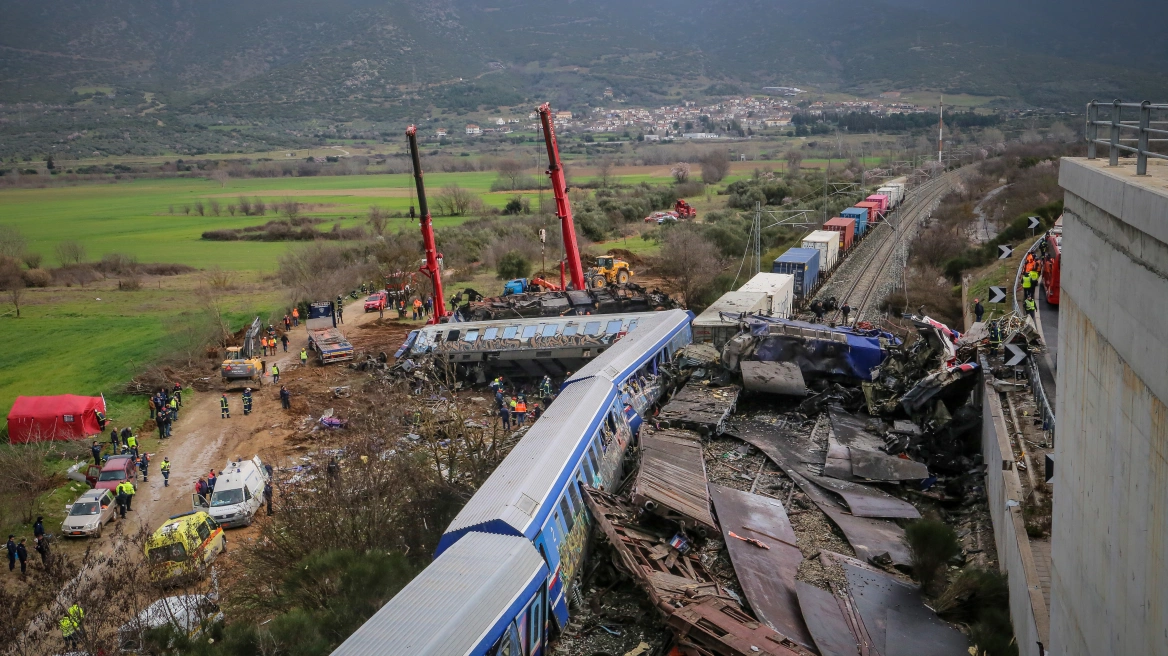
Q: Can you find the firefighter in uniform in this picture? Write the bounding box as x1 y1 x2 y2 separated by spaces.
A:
160 457 171 487
243 388 253 416
220 394 230 419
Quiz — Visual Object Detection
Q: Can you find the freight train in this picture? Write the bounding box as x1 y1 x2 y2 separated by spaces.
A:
771 179 908 304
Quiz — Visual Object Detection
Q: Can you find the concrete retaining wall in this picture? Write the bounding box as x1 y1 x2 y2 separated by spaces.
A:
981 373 1050 656
1050 158 1168 655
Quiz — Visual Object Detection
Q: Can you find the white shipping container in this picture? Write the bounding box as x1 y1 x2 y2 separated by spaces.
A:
878 183 905 208
802 230 841 272
693 291 769 348
737 272 795 319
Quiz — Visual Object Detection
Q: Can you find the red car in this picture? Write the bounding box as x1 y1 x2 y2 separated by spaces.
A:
92 455 138 493
364 291 388 312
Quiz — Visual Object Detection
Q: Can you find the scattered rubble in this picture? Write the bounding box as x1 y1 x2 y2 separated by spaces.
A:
455 282 677 321
633 428 718 534
657 383 740 435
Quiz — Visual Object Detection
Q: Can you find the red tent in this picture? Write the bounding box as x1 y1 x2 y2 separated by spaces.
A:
7 395 106 444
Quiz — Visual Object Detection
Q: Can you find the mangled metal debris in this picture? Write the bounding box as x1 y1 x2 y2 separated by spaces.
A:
708 484 815 651
826 406 929 482
455 282 676 321
634 429 718 533
658 383 740 435
583 489 811 656
794 581 868 656
740 361 809 396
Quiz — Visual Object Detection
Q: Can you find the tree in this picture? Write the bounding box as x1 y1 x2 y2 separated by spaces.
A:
56 240 86 266
496 251 532 280
597 159 616 188
209 199 221 216
0 257 25 317
194 200 205 216
22 251 42 269
671 162 691 183
367 206 387 235
654 225 723 308
785 150 803 175
210 169 230 187
282 198 302 221
434 185 476 216
700 151 730 184
0 225 26 259
496 159 524 190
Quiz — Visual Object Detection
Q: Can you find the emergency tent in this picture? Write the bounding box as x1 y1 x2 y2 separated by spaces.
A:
6 395 106 444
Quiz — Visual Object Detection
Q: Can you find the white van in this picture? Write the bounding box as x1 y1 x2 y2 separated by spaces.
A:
193 456 270 528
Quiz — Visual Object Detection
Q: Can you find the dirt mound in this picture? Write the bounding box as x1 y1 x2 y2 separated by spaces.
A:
605 248 645 266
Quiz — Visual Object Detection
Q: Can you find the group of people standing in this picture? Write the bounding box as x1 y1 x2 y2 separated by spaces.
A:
147 384 181 439
5 517 49 575
491 376 556 431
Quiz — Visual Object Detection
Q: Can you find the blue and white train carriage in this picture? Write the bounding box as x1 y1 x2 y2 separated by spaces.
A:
435 375 632 628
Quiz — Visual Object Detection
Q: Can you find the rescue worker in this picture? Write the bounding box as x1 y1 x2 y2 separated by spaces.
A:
120 426 132 444
300 348 308 366
6 535 15 571
156 405 169 439
292 307 300 326
412 297 423 320
499 403 511 431
126 431 138 458
840 302 852 325
173 382 183 407
243 388 253 415
1024 252 1036 273
281 333 289 352
34 535 49 567
15 538 27 575
264 480 274 516
138 452 149 482
91 441 102 466
160 457 171 487
811 299 825 321
208 469 217 492
336 304 344 324
1021 270 1033 299
220 394 230 419
123 480 136 512
95 409 107 430
272 364 280 384
168 394 179 421
1027 268 1039 297
115 482 129 518
33 517 44 542
974 298 985 323
195 478 208 506
110 427 120 453
60 604 83 651
284 313 292 331
538 376 552 399
1024 297 1037 320
280 386 291 410
514 398 527 427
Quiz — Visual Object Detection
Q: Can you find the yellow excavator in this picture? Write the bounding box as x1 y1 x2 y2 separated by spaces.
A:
221 318 264 387
586 256 633 288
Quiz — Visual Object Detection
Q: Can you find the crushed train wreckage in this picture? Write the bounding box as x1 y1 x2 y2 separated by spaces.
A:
453 282 678 322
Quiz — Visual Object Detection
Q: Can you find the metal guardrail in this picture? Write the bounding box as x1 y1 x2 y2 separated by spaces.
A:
1086 100 1168 175
1011 240 1057 433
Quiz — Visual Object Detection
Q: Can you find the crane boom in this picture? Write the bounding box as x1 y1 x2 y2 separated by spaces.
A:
538 103 586 290
406 125 447 323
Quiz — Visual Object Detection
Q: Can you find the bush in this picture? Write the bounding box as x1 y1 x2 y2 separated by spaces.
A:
21 268 51 287
117 276 142 291
905 519 961 593
935 568 1016 656
496 251 532 280
21 252 42 269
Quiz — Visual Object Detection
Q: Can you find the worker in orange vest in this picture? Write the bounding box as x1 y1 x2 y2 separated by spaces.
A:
514 398 528 427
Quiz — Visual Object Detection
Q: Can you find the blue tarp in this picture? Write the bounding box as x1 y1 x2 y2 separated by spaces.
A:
743 316 899 382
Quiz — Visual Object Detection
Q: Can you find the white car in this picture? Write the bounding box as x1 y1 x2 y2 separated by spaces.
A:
62 488 117 538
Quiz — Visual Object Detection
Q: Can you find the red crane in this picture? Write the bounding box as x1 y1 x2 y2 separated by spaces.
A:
406 125 447 323
538 103 586 291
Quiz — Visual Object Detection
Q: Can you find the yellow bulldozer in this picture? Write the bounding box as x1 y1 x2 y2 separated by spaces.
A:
586 256 633 289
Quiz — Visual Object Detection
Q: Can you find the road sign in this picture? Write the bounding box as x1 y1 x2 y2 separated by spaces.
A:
1005 343 1027 366
1028 216 1040 229
998 245 1013 259
988 286 1007 303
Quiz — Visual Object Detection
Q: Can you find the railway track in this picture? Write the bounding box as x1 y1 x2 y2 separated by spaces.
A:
826 171 960 323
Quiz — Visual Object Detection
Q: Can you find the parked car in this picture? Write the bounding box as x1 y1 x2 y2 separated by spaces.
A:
364 291 388 312
644 210 678 224
62 488 116 538
94 455 138 493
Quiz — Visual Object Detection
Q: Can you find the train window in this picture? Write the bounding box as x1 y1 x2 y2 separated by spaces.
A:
567 478 583 511
541 324 558 337
553 510 567 537
503 326 519 339
445 330 460 342
526 595 542 652
522 325 539 339
584 321 601 335
591 440 602 464
563 324 578 336
581 455 595 483
463 329 479 342
484 327 499 340
558 498 575 532
628 319 638 331
586 449 599 479
606 319 623 334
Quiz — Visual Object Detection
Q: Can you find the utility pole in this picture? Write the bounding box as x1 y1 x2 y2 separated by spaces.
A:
753 202 762 279
938 96 944 164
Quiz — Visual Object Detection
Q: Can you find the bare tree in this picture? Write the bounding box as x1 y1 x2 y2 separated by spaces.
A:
194 200 205 216
237 196 252 216
281 198 301 221
671 162 691 183
0 225 26 259
434 185 476 216
253 197 267 216
0 257 25 317
197 268 235 344
209 199 221 216
654 225 723 308
496 159 524 190
227 204 237 216
785 150 804 175
367 206 387 236
700 151 730 184
55 240 86 266
596 159 616 188
210 169 230 187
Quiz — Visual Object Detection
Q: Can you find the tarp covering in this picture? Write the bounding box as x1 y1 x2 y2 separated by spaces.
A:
7 395 106 444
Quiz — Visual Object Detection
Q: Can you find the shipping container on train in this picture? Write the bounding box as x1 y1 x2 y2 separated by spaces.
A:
823 217 856 251
802 229 841 272
736 272 796 320
855 200 882 225
840 207 869 236
693 291 772 349
877 183 905 209
772 248 821 299
865 193 890 216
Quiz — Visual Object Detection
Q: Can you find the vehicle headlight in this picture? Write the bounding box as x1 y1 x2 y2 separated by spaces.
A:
87 520 101 529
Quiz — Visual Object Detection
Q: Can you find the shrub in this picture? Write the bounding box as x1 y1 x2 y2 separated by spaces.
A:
496 251 532 280
21 252 42 269
904 518 961 593
21 268 51 287
117 276 142 291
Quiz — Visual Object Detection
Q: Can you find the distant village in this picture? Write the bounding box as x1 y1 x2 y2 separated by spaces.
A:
446 91 931 141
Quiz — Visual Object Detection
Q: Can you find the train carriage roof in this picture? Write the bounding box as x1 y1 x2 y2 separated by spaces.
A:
438 377 617 553
564 309 693 386
331 533 546 656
